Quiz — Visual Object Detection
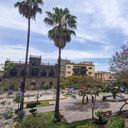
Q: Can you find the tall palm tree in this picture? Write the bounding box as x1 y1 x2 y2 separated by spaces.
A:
44 7 77 121
15 0 43 111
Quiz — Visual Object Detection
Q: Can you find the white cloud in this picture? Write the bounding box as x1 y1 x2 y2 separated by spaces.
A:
0 5 48 35
1 0 128 72
1 0 128 43
91 0 128 35
0 44 111 63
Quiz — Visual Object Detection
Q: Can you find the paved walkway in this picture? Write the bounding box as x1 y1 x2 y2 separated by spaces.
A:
1 92 128 127
25 93 128 123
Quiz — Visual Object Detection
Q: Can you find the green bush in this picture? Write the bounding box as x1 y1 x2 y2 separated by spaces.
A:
26 102 40 108
95 111 108 124
20 114 48 128
14 96 20 103
107 117 123 128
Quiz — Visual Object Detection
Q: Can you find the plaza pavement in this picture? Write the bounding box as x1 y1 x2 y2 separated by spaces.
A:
24 93 128 123
1 92 128 127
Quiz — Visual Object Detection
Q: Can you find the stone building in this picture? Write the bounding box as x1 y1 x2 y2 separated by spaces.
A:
95 71 116 82
3 55 96 89
3 55 58 89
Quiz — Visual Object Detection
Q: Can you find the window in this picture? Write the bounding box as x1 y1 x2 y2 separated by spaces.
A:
20 69 25 77
31 68 39 77
89 72 92 74
88 67 92 69
49 70 55 77
41 82 45 85
67 71 71 74
67 66 71 68
49 82 53 85
49 82 53 88
41 70 47 77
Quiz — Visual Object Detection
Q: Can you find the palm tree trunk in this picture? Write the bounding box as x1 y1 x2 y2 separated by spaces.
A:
20 18 31 110
54 47 61 122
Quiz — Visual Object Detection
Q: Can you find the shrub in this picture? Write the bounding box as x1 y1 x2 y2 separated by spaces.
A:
95 111 108 125
14 96 20 103
26 101 40 108
107 117 123 128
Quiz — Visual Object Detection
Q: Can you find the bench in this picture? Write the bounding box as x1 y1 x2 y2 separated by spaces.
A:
101 111 112 116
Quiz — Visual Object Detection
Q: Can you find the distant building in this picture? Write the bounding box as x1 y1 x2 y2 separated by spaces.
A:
3 55 58 89
3 55 96 89
65 61 95 77
95 71 116 82
60 59 71 77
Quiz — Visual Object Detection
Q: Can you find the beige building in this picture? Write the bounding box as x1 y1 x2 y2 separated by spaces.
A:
95 71 116 82
65 61 95 77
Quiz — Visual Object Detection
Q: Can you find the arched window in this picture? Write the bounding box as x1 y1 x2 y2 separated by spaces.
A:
49 69 55 77
41 70 47 77
20 69 25 77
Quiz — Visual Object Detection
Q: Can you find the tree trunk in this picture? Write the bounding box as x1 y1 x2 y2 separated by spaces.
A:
120 103 127 113
82 92 85 104
20 18 31 111
54 47 61 122
113 93 116 99
92 96 95 120
18 102 19 109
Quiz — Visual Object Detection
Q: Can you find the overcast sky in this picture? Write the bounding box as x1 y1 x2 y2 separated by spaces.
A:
0 0 128 71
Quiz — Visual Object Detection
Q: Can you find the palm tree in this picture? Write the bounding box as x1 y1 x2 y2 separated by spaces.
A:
44 7 77 121
14 0 43 111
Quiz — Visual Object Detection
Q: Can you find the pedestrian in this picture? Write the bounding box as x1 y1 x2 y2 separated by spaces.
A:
86 96 89 103
91 96 94 103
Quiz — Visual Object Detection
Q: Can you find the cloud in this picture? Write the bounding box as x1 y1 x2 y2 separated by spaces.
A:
1 0 128 72
0 4 48 35
0 0 128 44
0 44 111 71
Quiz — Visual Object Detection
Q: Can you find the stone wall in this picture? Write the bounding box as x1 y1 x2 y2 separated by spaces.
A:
2 77 57 90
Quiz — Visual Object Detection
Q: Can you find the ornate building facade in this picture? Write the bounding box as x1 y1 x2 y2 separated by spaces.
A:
3 55 58 89
3 55 96 90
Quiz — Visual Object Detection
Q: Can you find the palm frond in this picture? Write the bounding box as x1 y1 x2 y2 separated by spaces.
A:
14 0 43 19
44 7 77 49
44 18 54 26
46 11 53 18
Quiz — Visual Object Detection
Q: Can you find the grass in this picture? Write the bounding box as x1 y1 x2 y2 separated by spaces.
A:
37 100 50 107
25 100 53 108
19 112 97 128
